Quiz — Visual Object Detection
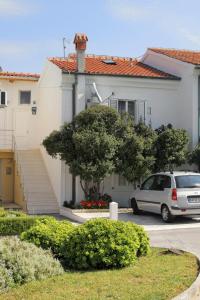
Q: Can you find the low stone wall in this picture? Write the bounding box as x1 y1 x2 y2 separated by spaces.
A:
60 207 85 223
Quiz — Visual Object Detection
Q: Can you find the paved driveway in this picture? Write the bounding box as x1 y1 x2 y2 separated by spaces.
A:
118 211 200 231
149 228 200 257
118 212 200 257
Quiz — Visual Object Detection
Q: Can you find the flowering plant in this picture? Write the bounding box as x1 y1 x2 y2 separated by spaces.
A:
80 200 108 209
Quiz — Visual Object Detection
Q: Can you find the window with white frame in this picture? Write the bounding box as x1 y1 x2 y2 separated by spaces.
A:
110 99 136 119
19 91 31 105
110 99 147 124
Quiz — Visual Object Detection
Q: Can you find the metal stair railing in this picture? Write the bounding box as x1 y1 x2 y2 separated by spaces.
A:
12 135 29 213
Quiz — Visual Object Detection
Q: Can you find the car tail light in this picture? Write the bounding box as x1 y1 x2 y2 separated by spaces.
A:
171 188 177 201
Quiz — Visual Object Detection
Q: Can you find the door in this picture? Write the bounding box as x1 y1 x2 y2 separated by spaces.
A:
144 175 172 213
137 175 156 211
14 110 29 149
0 109 7 150
0 158 14 203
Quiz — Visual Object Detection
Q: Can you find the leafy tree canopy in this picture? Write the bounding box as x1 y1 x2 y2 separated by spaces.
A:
43 105 133 197
188 144 200 172
154 124 189 172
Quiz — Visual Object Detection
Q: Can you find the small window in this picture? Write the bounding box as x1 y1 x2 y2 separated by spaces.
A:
162 176 171 189
0 91 7 106
20 91 31 104
102 59 117 65
128 101 135 118
6 167 12 175
118 100 126 114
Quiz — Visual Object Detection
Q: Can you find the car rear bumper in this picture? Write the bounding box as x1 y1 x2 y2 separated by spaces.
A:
171 206 200 216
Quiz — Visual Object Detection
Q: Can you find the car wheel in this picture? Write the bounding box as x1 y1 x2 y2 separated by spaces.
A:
161 205 175 223
131 198 141 215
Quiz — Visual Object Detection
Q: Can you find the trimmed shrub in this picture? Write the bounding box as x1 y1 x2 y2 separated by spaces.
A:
21 218 74 257
0 215 53 236
0 236 64 292
0 262 14 293
62 218 149 270
0 208 26 218
134 224 150 256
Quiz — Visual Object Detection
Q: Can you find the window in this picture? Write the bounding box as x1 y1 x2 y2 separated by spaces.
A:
0 91 7 106
141 176 155 190
110 99 135 118
153 175 171 191
142 175 171 191
20 91 31 104
175 175 200 188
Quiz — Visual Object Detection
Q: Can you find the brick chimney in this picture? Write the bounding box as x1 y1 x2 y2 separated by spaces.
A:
73 33 88 73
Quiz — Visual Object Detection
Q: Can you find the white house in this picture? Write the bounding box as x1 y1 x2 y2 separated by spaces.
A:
1 33 200 212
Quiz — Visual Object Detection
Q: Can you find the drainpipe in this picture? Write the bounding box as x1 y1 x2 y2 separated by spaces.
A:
71 74 77 205
71 33 88 205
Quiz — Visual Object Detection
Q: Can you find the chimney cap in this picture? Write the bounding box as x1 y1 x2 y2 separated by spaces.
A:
73 33 88 51
73 33 88 43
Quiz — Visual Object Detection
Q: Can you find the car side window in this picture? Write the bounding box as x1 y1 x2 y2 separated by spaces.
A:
162 175 171 189
141 176 155 190
153 175 171 191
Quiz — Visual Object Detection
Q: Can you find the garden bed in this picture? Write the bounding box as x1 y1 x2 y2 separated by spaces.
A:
72 207 132 213
0 248 197 300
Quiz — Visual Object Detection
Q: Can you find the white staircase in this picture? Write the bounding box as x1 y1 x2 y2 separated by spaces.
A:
15 150 59 214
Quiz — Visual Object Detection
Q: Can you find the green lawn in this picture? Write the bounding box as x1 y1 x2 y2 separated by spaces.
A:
0 248 198 300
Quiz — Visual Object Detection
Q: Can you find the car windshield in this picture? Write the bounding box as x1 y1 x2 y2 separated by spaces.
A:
175 175 200 188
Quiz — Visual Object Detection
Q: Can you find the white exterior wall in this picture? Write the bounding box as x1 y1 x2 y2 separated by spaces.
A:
142 50 197 146
37 61 64 205
0 78 38 149
85 75 180 129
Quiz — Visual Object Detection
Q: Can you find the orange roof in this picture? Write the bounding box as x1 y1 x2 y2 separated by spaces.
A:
149 48 200 65
49 54 179 80
0 71 40 80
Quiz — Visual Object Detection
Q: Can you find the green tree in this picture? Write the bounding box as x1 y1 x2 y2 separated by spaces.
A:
154 124 189 172
188 144 200 172
117 122 156 184
43 106 130 198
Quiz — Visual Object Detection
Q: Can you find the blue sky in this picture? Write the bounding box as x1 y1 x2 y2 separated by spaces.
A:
1 0 200 73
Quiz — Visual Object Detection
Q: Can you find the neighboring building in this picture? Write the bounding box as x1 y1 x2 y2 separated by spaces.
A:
0 72 41 211
1 33 200 211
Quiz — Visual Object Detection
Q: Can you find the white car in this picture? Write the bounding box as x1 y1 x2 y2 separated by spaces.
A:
130 171 200 222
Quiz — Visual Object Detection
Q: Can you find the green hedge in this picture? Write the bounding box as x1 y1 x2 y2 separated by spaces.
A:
21 218 74 257
62 218 150 270
0 216 53 236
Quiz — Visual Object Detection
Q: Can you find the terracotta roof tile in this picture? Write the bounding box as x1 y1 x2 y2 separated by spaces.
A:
149 48 200 65
49 54 179 80
0 72 40 80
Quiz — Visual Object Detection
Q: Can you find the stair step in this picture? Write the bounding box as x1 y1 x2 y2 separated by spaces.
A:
15 149 59 214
